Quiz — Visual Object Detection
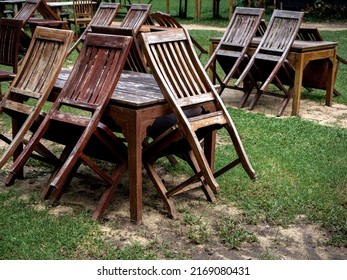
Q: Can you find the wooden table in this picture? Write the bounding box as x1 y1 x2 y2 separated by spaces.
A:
209 37 337 116
47 1 96 17
53 70 171 224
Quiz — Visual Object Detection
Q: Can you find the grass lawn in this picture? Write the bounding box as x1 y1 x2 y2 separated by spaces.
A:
0 3 346 260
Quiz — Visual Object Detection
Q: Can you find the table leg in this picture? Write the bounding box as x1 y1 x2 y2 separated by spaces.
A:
325 51 336 106
121 110 155 224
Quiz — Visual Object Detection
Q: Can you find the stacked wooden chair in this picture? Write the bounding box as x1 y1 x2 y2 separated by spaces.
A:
297 27 347 97
67 2 120 56
235 10 304 116
0 27 73 170
140 29 256 218
0 18 23 99
119 4 152 35
91 25 148 73
13 0 67 50
150 11 208 58
205 7 264 105
13 0 41 50
5 32 133 221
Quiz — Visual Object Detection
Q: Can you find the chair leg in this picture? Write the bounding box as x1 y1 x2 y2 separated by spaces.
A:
41 144 74 199
276 86 293 117
144 161 178 219
92 162 127 220
248 90 262 110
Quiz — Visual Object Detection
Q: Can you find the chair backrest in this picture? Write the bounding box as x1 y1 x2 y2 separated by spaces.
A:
5 27 73 99
120 4 151 34
91 25 148 73
216 7 264 50
87 2 120 30
73 0 93 19
151 11 182 28
14 0 40 23
0 18 23 74
141 28 224 120
255 10 303 61
205 7 264 77
0 27 73 168
297 27 324 41
37 0 61 20
67 2 120 55
56 32 132 113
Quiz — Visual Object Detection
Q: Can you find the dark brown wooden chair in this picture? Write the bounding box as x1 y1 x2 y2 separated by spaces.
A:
141 28 256 219
151 11 208 58
297 27 346 96
13 0 40 51
5 32 133 220
204 7 264 101
0 27 73 169
0 18 23 98
67 0 94 37
119 4 151 35
67 2 120 56
91 25 148 73
14 0 66 51
235 10 304 116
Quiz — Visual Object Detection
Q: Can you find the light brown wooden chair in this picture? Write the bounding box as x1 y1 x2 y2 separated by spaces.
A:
5 32 133 221
141 28 256 219
91 25 148 73
151 11 208 58
204 7 264 103
119 4 151 35
67 2 120 56
0 27 73 169
235 10 304 116
0 18 23 98
67 0 94 37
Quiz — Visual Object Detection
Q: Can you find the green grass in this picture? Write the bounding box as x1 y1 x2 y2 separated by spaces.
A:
217 109 347 247
0 189 157 259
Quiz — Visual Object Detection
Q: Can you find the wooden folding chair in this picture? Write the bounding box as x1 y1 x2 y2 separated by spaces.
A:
91 25 148 73
67 0 94 37
235 10 304 117
0 18 22 98
67 2 120 56
13 0 41 51
205 7 264 101
119 4 152 35
140 29 256 218
0 27 73 169
150 11 208 58
5 32 133 220
297 27 346 97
